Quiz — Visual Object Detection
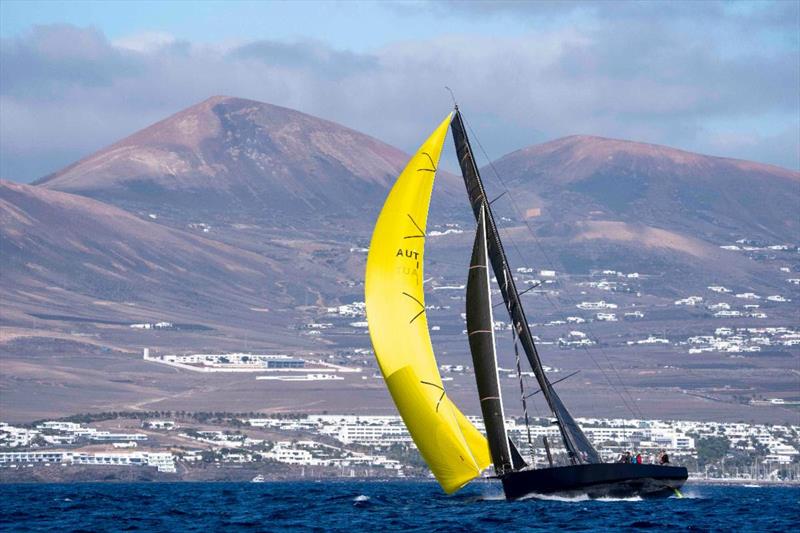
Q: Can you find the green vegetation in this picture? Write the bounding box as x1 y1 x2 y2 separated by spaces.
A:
384 443 427 471
694 435 730 466
30 410 311 427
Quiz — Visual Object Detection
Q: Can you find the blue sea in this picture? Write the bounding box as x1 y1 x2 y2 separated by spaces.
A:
1 481 798 532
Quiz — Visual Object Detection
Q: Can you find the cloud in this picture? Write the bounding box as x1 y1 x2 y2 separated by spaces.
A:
0 8 797 181
230 40 378 79
113 31 177 53
433 0 798 29
0 25 142 99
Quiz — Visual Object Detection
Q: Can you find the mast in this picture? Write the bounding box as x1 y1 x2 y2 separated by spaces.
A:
466 205 526 474
451 108 600 464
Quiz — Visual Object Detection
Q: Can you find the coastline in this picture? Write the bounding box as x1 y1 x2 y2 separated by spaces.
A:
0 464 418 484
3 465 798 487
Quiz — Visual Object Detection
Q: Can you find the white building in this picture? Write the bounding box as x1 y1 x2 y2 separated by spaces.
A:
627 336 669 346
0 451 175 472
675 296 703 306
577 301 618 310
766 295 790 302
0 423 40 448
708 286 731 293
36 421 148 442
735 292 760 300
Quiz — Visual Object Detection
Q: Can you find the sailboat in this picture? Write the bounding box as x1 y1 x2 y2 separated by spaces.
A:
364 107 688 499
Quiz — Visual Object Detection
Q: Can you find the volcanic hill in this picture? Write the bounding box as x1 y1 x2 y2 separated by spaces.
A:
36 95 462 223
0 180 305 341
486 134 798 243
470 135 799 283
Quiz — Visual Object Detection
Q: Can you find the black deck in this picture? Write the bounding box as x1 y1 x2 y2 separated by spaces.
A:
501 463 688 500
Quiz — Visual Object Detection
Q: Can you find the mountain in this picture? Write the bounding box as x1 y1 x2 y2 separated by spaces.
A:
3 102 798 422
0 180 308 351
35 96 461 222
3 98 472 364
0 179 370 420
487 135 798 243
478 135 799 281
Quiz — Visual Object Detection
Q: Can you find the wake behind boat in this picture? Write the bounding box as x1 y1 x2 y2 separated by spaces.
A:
364 106 687 500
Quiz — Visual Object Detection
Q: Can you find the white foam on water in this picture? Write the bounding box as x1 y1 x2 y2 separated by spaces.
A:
519 493 650 502
596 496 643 502
353 494 370 503
518 493 591 502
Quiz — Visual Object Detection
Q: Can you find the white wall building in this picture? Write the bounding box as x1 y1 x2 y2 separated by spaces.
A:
0 451 175 472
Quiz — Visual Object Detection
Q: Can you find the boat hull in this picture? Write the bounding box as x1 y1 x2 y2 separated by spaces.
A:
501 463 688 500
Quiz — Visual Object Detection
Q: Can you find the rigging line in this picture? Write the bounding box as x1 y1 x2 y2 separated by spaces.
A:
462 116 645 421
493 197 642 419
513 316 534 458
536 276 644 418
524 370 581 398
489 191 507 205
492 284 537 308
541 283 643 419
458 114 581 459
523 274 641 419
511 352 544 453
461 117 644 420
506 269 534 457
519 240 644 419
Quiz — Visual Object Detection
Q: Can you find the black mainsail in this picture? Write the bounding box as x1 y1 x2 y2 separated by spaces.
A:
452 108 600 465
466 205 527 474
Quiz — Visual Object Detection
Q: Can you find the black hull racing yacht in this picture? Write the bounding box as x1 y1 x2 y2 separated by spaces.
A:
364 106 687 500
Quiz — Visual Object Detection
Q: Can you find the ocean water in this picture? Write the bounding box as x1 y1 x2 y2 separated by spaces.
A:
1 481 798 532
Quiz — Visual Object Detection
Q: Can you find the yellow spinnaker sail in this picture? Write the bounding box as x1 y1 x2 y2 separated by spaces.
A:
365 114 491 494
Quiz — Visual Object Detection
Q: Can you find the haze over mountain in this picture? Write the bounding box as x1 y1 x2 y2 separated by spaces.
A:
2 96 797 422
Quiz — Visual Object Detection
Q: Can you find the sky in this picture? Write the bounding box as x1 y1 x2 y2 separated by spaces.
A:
1 0 798 181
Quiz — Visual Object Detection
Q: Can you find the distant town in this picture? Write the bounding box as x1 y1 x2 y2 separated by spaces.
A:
0 230 800 483
2 411 798 484
309 234 800 357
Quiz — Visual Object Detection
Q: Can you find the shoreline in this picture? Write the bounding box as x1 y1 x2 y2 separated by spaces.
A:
3 466 798 487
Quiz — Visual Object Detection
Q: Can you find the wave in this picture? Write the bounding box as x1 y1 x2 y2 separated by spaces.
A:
352 494 371 507
477 492 507 501
519 493 651 502
518 493 591 502
596 496 644 502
